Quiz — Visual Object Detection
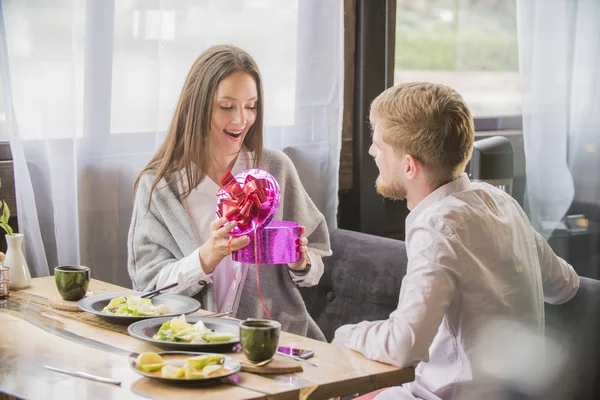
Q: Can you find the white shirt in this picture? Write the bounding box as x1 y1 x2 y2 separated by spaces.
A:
155 151 324 313
334 174 579 400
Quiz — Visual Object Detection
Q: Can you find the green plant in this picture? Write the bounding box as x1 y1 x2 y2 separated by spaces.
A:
395 24 519 71
0 179 14 236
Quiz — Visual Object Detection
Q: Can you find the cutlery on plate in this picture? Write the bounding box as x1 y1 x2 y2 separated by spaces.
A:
141 282 178 299
44 365 122 386
276 351 319 367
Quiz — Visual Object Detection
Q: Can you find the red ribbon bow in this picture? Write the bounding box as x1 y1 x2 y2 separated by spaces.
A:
217 170 276 319
217 171 274 235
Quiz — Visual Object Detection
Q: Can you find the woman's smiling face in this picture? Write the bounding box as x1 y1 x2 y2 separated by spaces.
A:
210 70 258 157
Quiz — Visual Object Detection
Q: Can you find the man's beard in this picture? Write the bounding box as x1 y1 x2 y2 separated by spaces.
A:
375 175 407 201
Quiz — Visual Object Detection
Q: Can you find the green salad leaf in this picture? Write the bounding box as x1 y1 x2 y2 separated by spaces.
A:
102 295 170 316
152 314 236 344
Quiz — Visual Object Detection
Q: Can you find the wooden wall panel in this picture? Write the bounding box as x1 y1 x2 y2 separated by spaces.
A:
339 0 356 192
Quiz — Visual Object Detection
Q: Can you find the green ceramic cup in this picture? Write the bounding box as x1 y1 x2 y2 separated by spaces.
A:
54 265 90 301
239 319 281 363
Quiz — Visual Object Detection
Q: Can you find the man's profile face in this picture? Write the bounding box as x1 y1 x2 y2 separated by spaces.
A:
369 123 407 201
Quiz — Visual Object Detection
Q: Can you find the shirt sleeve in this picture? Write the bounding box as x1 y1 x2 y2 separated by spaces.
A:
155 248 214 297
534 230 580 304
288 251 324 287
334 225 460 368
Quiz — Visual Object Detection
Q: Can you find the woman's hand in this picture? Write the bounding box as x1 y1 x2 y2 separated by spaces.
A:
199 217 251 274
288 225 309 272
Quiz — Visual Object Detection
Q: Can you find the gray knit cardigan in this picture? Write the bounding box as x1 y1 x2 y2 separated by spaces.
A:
128 148 332 340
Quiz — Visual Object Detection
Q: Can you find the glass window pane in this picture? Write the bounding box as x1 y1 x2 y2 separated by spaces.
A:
0 70 7 141
110 0 298 134
394 0 521 118
3 0 85 140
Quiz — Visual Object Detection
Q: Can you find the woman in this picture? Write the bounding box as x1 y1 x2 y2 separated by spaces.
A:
127 45 331 340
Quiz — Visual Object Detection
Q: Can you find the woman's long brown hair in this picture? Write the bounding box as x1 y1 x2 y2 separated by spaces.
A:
134 45 264 208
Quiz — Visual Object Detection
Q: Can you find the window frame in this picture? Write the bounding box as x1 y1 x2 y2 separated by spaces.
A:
338 0 523 235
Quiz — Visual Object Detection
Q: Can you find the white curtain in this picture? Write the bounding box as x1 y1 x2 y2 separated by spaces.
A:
2 0 343 287
517 0 600 232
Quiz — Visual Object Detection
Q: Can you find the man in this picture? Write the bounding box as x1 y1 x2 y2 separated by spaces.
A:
334 82 579 399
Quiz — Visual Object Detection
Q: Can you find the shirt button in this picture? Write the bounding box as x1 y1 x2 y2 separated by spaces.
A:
198 280 207 286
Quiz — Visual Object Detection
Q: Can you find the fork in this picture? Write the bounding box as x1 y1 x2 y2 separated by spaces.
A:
141 282 178 299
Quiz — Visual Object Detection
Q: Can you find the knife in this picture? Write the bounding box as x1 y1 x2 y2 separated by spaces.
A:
276 351 319 367
202 310 233 318
44 365 122 386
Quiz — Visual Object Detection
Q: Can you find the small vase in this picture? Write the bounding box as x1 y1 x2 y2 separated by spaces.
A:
5 233 31 290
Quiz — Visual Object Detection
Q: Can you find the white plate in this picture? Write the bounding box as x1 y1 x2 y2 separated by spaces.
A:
77 292 201 325
128 315 240 352
129 351 241 384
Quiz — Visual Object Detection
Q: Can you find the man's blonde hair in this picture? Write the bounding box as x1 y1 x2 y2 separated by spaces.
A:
370 82 474 185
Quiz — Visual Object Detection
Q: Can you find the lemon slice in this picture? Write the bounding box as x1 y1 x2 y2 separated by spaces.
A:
161 364 185 379
139 363 166 372
136 352 164 366
187 355 211 369
184 363 204 379
203 364 223 377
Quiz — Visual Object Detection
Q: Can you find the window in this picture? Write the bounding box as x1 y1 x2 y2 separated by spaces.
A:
394 0 520 118
2 0 299 140
110 0 299 134
0 75 7 141
2 0 85 140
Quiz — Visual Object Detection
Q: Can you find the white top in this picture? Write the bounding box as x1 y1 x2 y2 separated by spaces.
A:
335 173 579 400
155 151 324 313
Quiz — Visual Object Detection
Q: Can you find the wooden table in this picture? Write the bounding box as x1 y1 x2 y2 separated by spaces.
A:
0 278 414 400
